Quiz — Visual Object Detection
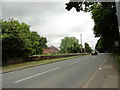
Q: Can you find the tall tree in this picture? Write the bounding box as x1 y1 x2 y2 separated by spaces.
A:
1 19 47 65
84 42 92 53
29 32 47 55
59 37 81 53
95 36 111 53
65 2 120 54
1 19 32 59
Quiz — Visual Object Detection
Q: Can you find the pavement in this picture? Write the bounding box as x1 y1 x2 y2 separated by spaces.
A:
82 54 119 88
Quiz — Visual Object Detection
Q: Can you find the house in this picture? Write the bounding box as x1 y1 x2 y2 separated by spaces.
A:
43 45 59 54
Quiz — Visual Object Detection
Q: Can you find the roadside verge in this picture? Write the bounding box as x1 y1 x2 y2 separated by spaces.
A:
1 55 86 74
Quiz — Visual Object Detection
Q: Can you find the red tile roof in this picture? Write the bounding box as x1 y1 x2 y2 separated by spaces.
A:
43 45 59 54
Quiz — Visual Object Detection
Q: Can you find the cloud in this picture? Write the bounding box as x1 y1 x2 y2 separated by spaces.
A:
2 2 99 49
2 0 70 2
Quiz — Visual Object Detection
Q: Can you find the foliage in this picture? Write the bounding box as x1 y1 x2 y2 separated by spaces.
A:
84 42 92 53
1 19 47 66
92 3 119 53
1 19 32 59
59 37 81 53
65 2 120 54
95 37 105 53
112 54 120 71
29 32 47 55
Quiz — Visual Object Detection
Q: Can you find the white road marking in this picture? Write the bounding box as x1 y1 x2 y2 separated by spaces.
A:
14 67 61 83
69 62 80 65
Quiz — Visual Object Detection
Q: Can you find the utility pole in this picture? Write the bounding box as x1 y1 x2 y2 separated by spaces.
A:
80 34 83 53
92 41 94 50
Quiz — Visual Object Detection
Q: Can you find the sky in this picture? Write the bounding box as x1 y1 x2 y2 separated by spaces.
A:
2 1 99 49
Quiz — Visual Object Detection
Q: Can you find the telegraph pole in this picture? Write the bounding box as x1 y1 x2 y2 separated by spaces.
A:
92 41 94 50
80 34 83 53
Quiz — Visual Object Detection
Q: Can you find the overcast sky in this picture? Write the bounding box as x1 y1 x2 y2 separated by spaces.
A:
2 1 99 49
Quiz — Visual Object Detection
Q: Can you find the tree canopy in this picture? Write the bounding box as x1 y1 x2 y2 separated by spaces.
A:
1 19 47 65
95 37 105 53
65 2 120 54
84 42 92 53
59 37 81 53
29 31 47 55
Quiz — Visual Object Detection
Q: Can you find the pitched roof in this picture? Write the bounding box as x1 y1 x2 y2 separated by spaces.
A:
48 45 59 50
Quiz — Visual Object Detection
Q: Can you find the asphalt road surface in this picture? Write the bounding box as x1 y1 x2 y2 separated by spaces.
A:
2 53 109 88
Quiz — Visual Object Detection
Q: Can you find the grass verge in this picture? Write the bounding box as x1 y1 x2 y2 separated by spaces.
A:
1 55 87 73
112 54 120 72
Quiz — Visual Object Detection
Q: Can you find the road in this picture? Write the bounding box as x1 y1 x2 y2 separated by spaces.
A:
2 53 109 88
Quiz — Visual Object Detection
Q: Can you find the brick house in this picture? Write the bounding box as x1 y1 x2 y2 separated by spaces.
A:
43 45 59 54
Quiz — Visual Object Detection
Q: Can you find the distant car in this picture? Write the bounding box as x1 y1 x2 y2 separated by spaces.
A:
91 51 98 55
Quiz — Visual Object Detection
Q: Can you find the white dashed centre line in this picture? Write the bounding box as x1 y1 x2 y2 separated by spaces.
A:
69 62 80 65
14 67 61 83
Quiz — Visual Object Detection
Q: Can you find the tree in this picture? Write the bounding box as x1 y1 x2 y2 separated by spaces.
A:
91 3 119 53
84 42 92 53
59 37 81 53
95 37 105 53
1 19 32 59
65 2 120 54
1 19 47 65
29 32 47 55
